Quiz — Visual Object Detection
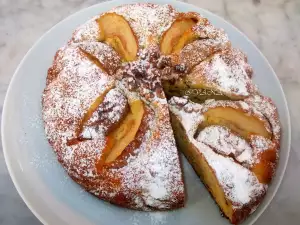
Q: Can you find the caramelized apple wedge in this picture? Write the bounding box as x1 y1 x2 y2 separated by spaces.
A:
171 16 211 54
97 13 138 61
200 106 272 140
172 29 198 54
67 84 114 145
160 14 198 55
105 99 144 163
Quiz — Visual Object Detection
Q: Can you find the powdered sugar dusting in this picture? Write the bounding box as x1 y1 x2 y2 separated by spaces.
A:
76 41 121 75
196 126 254 166
174 24 230 72
43 45 115 143
188 48 257 98
117 92 184 210
245 95 281 142
111 3 177 47
169 96 203 135
130 211 168 225
83 88 128 136
193 141 266 209
149 212 168 225
43 45 115 174
250 135 277 161
43 29 185 210
71 16 101 43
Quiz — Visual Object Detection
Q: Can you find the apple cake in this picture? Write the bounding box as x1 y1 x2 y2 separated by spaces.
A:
42 3 281 224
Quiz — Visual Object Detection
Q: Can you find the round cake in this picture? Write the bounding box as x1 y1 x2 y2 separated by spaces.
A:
42 3 281 224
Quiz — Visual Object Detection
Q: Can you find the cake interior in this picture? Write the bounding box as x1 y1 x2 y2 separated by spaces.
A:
170 113 235 221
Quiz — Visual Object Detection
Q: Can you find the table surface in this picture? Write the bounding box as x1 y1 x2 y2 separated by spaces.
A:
0 0 299 224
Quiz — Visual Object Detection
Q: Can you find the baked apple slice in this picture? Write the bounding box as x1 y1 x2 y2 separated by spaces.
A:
171 18 210 54
68 90 144 167
67 85 115 145
200 106 272 140
104 99 144 163
172 31 196 53
160 14 198 55
97 13 138 61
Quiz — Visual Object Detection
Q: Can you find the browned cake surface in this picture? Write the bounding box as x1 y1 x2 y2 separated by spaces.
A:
43 43 185 210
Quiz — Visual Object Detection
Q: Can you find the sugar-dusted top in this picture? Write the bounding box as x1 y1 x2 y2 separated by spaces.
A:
197 125 254 166
174 24 230 72
43 32 185 210
111 3 177 48
118 97 185 209
187 48 257 99
80 88 129 140
76 42 121 75
196 126 277 168
245 95 281 142
71 16 101 43
169 96 204 135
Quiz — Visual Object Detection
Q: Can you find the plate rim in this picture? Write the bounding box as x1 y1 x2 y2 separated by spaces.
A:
1 0 291 225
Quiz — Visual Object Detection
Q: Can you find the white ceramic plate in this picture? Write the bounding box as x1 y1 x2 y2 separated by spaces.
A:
2 0 291 224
